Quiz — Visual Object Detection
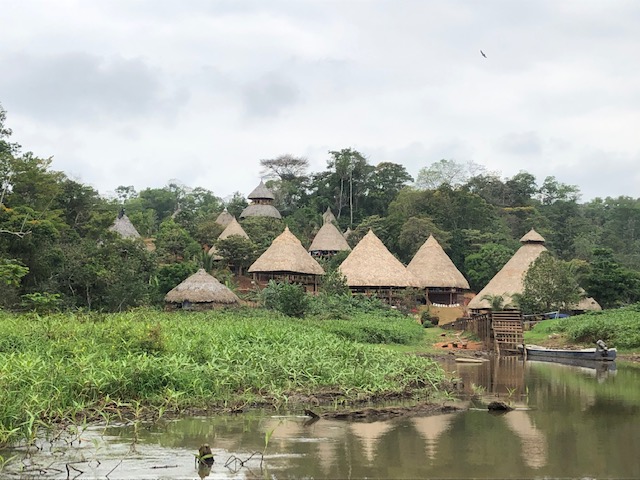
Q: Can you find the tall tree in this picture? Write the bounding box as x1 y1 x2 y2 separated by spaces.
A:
415 159 486 190
519 251 582 314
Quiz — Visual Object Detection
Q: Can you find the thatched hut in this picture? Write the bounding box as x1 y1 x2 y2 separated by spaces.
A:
240 180 282 219
407 235 470 305
215 208 234 227
248 227 325 291
164 269 240 311
208 217 250 261
339 230 418 303
467 229 547 311
323 207 337 225
109 209 141 239
308 222 351 258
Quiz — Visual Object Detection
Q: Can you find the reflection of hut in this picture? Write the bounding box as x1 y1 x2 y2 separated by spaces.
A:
339 230 418 303
407 235 470 305
240 181 282 219
308 222 351 258
468 229 547 311
164 269 240 311
215 208 234 227
350 421 393 463
411 413 457 459
503 411 547 469
109 209 141 239
248 227 324 292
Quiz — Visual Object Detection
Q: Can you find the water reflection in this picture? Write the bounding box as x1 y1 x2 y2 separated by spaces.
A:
4 358 640 479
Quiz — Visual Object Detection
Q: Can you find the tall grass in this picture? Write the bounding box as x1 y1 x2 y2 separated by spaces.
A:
0 308 445 447
526 304 640 350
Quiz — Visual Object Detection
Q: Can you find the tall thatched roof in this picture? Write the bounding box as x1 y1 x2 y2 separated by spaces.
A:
248 227 325 275
109 210 141 239
573 296 602 312
240 204 282 219
248 180 275 200
339 230 418 287
215 208 234 227
308 222 351 253
218 217 249 240
323 207 337 225
164 269 240 304
468 229 547 309
407 235 470 289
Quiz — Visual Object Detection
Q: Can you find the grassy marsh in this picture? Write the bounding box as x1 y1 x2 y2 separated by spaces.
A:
0 308 446 447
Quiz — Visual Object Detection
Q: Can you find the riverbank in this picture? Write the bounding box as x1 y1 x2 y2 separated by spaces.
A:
0 308 449 447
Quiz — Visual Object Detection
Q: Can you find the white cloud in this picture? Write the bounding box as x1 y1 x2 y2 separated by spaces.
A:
1 0 639 201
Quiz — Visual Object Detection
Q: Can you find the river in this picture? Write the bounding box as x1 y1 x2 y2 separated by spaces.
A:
3 357 639 479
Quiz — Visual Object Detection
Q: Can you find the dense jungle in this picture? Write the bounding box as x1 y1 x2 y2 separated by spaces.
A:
1 102 639 312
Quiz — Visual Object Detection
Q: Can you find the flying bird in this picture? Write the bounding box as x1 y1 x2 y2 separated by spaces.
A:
480 50 487 58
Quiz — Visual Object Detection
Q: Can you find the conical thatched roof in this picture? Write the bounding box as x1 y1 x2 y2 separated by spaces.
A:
344 227 353 239
240 204 282 219
218 217 249 240
407 235 470 289
573 296 602 311
323 207 337 225
339 230 418 287
215 208 234 227
309 222 351 253
248 180 275 200
109 210 141 239
164 269 240 304
468 229 547 309
520 228 546 243
248 227 325 275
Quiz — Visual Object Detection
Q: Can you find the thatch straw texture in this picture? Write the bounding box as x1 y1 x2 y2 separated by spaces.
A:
215 209 234 226
573 296 602 311
339 230 418 287
164 269 240 304
468 229 547 309
407 235 470 289
109 214 141 239
323 207 337 225
240 204 282 219
309 222 351 253
249 227 325 275
520 228 546 243
248 180 275 200
218 217 249 240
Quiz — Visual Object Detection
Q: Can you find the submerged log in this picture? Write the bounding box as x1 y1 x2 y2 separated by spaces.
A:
487 401 513 412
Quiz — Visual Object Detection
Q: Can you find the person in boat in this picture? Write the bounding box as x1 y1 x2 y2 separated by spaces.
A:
595 339 609 355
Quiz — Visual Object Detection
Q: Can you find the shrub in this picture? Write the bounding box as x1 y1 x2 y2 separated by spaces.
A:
260 281 309 318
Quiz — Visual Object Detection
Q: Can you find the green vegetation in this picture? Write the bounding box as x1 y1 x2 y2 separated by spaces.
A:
0 308 445 447
524 304 640 350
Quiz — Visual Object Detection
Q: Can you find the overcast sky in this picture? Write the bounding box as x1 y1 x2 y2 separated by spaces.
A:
1 0 639 202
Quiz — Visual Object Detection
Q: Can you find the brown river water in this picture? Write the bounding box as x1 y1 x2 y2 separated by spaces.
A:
3 356 639 479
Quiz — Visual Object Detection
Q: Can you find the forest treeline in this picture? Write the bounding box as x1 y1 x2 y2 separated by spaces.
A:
1 103 639 311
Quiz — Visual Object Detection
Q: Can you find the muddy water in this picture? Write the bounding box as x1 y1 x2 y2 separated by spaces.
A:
3 357 640 479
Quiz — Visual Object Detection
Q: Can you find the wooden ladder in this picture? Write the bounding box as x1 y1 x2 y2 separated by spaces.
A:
491 311 523 355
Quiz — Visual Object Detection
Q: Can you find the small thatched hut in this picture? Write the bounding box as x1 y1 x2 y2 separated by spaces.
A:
109 209 141 239
164 269 240 311
467 229 547 311
215 208 234 227
248 227 325 291
240 181 282 219
323 207 337 225
308 222 351 258
208 217 250 261
339 230 418 303
407 235 470 305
